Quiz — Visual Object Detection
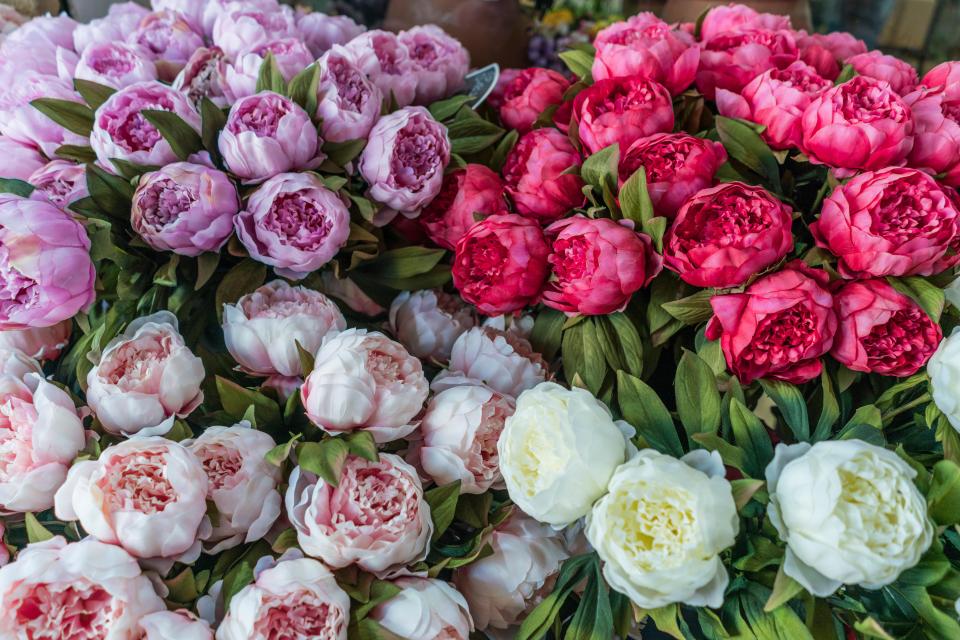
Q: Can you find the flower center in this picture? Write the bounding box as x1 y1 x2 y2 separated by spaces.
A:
100 91 176 152
674 191 777 251
229 94 290 137
862 307 937 371
607 483 697 570
264 192 333 251
89 46 136 76
137 177 197 231
588 80 661 117
254 592 345 640
770 66 830 93
0 392 39 481
870 177 949 243
836 77 909 124
13 583 118 640
97 450 176 514
327 460 420 540
550 235 594 283
98 336 170 393
462 235 508 285
329 57 369 112
391 127 442 189
0 244 39 315
622 138 695 183
197 443 243 491
740 303 818 369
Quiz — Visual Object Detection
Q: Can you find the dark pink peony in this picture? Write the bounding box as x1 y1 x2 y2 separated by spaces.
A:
922 61 960 100
419 164 508 251
543 215 662 315
794 30 866 81
811 167 960 278
846 50 918 96
490 67 571 133
572 75 674 154
699 4 792 42
696 28 798 100
706 262 837 384
904 87 960 186
502 128 584 223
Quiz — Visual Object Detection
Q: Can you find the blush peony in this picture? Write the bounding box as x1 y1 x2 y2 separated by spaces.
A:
388 289 476 362
315 45 383 143
439 326 549 399
371 577 474 640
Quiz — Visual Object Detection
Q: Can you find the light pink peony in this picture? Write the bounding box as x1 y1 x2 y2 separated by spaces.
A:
491 67 572 133
371 577 474 639
717 61 831 150
699 3 792 41
91 81 202 168
85 312 205 436
414 383 514 494
314 44 382 144
0 137 44 181
0 7 26 48
399 24 470 105
0 195 95 330
359 106 451 214
847 50 918 96
573 75 674 154
0 348 42 381
297 11 365 58
234 172 351 279
344 30 418 108
503 128 584 223
138 610 214 640
173 46 230 108
73 2 150 53
186 423 283 552
217 556 350 640
75 41 158 89
389 289 476 362
0 373 86 512
418 164 508 251
0 72 87 157
212 3 296 59
222 38 315 103
795 30 866 80
592 13 699 95
439 327 548 399
27 160 88 209
301 329 428 443
696 28 798 100
904 87 960 186
285 453 433 574
0 320 71 361
220 91 320 182
453 513 569 632
0 13 77 83
128 10 205 80
0 537 165 637
223 279 346 379
54 436 210 561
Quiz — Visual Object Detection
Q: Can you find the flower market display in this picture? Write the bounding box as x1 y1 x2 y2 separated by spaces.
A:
3 0 960 638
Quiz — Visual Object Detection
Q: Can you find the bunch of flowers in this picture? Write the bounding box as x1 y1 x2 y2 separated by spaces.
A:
1 1 960 639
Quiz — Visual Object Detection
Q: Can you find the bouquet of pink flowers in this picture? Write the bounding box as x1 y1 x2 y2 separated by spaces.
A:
1 0 960 638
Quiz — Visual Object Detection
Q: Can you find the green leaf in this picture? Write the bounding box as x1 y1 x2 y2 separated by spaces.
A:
30 98 95 136
690 432 747 472
153 254 179 287
564 561 614 640
271 528 300 554
323 138 367 166
715 116 781 192
813 369 839 441
489 129 518 172
662 289 714 326
608 313 644 377
592 316 625 372
345 431 378 462
195 252 220 290
215 376 282 427
356 246 446 279
729 398 774 477
617 371 683 457
558 49 594 80
200 97 227 162
73 78 115 111
428 94 472 121
852 618 895 640
764 560 804 611
221 559 254 610
25 513 54 543
55 144 98 164
288 63 320 115
759 379 810 442
141 110 204 161
580 143 619 191
837 404 883 444
352 618 405 640
927 460 960 526
424 480 460 542
620 166 654 225
676 349 721 437
731 478 766 511
562 320 607 395
529 308 565 362
0 178 34 197
85 163 133 221
646 604 684 640
295 339 315 375
298 439 349 487
835 64 857 84
215 260 267 322
887 276 945 321
255 52 286 94
642 216 668 253
265 433 302 467
516 554 596 640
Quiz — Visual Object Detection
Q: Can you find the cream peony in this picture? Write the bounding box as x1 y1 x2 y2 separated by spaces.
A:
766 439 934 596
370 577 474 639
929 326 960 433
586 449 739 609
388 289 475 362
436 326 548 398
498 382 633 527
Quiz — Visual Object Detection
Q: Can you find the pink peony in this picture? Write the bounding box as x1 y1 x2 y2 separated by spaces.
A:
137 610 214 640
222 38 315 103
696 28 798 100
0 195 95 330
399 25 470 105
0 348 42 381
220 91 320 182
55 437 210 561
297 11 365 58
389 289 476 362
75 41 158 89
0 7 27 48
922 61 960 100
173 46 230 108
359 106 451 214
419 164 508 250
285 453 432 575
212 4 296 59
0 72 87 157
344 30 418 108
699 4 792 41
73 2 150 53
315 45 383 143
27 160 88 209
847 50 919 96
904 87 960 186
794 30 866 81
0 137 44 181
440 326 549 398
131 162 240 256
371 577 474 640
502 128 584 223
0 320 71 361
573 75 674 154
127 10 203 80
0 13 77 84
85 312 205 436
234 172 350 279
491 67 571 133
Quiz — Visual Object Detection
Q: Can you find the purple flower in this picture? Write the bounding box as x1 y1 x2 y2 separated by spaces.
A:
28 160 88 209
315 45 382 143
127 10 204 81
75 42 158 89
0 72 87 157
296 12 365 58
344 30 418 108
399 25 470 105
235 172 350 279
0 13 78 84
212 4 296 59
223 38 314 103
74 3 150 53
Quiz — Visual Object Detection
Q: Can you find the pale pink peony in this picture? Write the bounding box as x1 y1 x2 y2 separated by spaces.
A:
128 10 205 80
399 25 470 105
389 289 476 362
0 13 77 84
212 3 296 59
138 610 214 640
0 7 27 48
74 41 158 89
847 50 919 96
0 537 165 637
297 11 365 58
173 46 230 108
371 577 474 640
223 279 346 379
302 329 428 443
315 45 383 143
438 327 549 399
285 453 433 574
73 2 150 53
343 30 418 108
222 38 315 103
85 312 205 436
217 556 350 640
0 137 44 181
27 160 88 210
55 436 210 561
186 423 283 552
0 72 87 158
0 320 71 361
0 348 42 381
0 373 85 512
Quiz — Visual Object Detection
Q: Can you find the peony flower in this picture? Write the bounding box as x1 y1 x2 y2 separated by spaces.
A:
502 128 584 222
297 11 365 58
186 423 283 552
234 172 351 279
706 262 837 384
91 81 202 168
453 513 569 632
173 46 229 108
0 13 77 83
663 182 794 288
801 76 914 176
389 289 475 362
0 137 44 181
492 67 571 133
223 279 346 380
544 215 662 315
418 164 508 250
315 45 383 143
0 320 71 361
54 436 210 561
930 327 960 433
716 61 831 150
222 38 315 103
591 13 699 94
810 167 960 277
795 30 866 80
587 449 738 609
75 41 158 89
414 383 515 494
832 278 941 377
27 160 88 210
0 373 86 512
212 3 296 59
619 133 727 218
344 30 418 108
766 440 934 596
73 2 150 53
903 87 960 187
301 329 428 442
498 382 632 527
218 556 350 640
371 577 474 639
699 3 791 41
440 326 549 399
696 28 798 100
399 25 470 104
847 50 919 95
285 453 432 574
85 311 205 436
0 348 42 381
0 537 165 637
452 214 551 315
922 60 960 100
132 162 240 257
0 7 26 48
0 195 95 330
0 72 87 157
359 106 450 214
127 10 203 80
220 91 320 182
138 610 213 640
573 76 674 154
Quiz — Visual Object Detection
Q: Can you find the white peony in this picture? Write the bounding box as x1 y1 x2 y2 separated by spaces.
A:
766 439 934 596
370 577 474 639
929 326 960 433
